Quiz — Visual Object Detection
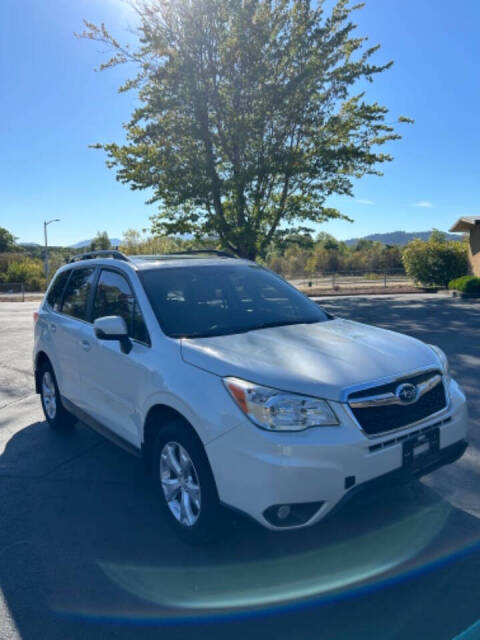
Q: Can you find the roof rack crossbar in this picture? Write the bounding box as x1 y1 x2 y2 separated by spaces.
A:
69 250 130 264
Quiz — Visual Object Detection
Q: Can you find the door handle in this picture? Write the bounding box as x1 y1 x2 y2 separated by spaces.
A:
80 339 91 352
49 322 57 333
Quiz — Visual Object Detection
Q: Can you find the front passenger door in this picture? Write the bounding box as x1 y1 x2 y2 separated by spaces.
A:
79 269 151 447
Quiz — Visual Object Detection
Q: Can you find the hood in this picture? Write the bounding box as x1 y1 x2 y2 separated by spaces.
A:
180 318 440 401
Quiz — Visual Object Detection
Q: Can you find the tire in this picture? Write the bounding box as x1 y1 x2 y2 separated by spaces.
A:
152 418 226 544
39 361 76 430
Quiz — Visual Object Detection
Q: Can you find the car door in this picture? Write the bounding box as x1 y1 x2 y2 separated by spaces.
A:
78 268 151 448
50 266 97 406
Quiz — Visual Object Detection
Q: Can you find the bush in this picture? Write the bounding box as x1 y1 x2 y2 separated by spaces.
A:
402 239 468 288
5 258 46 292
448 275 480 294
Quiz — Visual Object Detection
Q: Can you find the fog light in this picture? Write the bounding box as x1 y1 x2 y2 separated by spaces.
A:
277 505 291 520
263 501 324 527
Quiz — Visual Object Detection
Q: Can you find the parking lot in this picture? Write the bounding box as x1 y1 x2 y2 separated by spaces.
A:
1 295 480 640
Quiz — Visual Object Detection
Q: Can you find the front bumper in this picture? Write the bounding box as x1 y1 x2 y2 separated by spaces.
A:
323 437 468 525
205 379 469 530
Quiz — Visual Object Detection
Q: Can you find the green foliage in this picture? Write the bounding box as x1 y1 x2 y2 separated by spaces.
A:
265 231 403 276
429 228 447 244
19 244 73 263
1 243 78 290
118 226 406 276
448 275 480 293
0 227 18 252
0 248 49 291
118 229 222 255
272 232 315 253
354 238 376 252
0 253 25 272
119 231 182 255
5 258 46 291
90 231 111 251
79 0 411 259
119 229 144 254
402 238 468 288
47 251 70 276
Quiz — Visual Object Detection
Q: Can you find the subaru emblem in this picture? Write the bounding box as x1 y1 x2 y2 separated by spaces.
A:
396 382 418 405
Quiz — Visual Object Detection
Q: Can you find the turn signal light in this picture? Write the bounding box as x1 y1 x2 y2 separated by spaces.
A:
33 311 39 323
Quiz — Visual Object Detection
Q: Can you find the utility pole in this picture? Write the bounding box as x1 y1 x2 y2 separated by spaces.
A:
44 219 60 283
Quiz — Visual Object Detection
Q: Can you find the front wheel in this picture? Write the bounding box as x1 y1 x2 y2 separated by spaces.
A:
39 362 76 430
152 420 226 544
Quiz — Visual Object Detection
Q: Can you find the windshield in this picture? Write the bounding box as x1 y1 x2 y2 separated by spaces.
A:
139 264 329 338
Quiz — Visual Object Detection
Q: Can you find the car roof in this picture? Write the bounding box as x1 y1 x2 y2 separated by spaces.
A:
130 255 253 270
62 250 255 272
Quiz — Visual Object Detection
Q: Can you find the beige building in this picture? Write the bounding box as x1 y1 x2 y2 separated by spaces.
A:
449 216 480 276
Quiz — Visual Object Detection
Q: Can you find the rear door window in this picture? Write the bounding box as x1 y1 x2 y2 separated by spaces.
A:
61 267 96 321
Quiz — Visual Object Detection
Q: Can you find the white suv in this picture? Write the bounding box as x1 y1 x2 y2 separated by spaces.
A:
33 250 468 543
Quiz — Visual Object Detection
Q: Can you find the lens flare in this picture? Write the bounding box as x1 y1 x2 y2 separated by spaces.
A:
97 501 449 611
49 483 480 625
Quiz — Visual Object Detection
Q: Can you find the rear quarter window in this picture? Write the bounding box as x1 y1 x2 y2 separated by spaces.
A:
46 270 70 312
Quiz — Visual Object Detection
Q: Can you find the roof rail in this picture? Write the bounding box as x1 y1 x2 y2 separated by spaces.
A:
69 250 130 264
164 249 237 258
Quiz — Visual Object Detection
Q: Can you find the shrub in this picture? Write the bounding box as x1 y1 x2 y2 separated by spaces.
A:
448 275 480 294
402 239 468 288
6 258 46 292
0 252 25 273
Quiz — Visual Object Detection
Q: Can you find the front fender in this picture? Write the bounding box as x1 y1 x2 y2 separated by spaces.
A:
140 364 245 446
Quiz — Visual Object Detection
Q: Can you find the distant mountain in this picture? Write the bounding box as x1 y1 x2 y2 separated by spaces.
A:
345 230 460 247
69 238 122 249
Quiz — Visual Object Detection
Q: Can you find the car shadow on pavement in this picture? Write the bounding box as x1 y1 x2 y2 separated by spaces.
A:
2 417 480 640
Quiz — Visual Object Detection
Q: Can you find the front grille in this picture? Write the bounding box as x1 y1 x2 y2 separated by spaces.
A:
349 373 447 436
348 371 440 400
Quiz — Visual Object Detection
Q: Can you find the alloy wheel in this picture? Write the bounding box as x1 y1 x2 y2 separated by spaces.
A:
42 371 57 420
160 441 201 526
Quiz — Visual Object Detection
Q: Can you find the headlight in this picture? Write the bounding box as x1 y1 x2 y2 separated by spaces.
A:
429 345 451 384
223 377 339 431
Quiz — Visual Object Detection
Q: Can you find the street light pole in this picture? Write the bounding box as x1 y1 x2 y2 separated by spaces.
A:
43 219 60 283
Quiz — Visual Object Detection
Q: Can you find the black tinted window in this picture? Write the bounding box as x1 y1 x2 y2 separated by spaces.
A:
61 268 95 321
139 265 329 338
46 270 70 312
93 270 149 344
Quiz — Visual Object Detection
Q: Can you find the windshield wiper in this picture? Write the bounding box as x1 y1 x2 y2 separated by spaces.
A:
252 319 321 331
175 328 244 339
176 319 321 339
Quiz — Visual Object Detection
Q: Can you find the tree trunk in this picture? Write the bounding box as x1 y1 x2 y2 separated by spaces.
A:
236 240 257 261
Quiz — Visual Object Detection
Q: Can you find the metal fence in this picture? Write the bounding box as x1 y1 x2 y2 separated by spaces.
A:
289 270 414 293
0 282 25 301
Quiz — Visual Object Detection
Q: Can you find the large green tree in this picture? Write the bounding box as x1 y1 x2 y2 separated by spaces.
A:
0 227 18 253
79 0 411 259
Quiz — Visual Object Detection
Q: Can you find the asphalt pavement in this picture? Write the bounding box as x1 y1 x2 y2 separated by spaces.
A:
1 295 480 640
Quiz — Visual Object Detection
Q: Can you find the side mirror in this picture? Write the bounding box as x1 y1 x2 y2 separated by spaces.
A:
94 316 132 354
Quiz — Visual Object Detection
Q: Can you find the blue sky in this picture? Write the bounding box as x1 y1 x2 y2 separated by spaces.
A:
2 0 480 246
